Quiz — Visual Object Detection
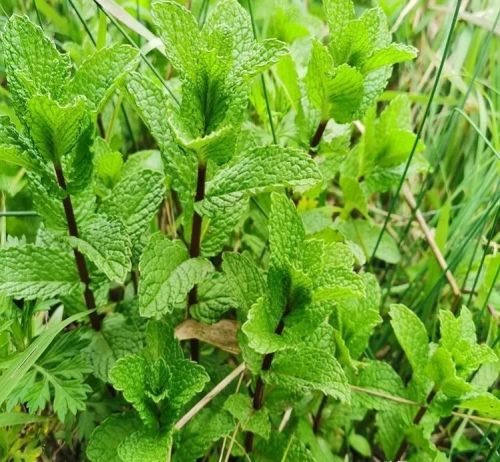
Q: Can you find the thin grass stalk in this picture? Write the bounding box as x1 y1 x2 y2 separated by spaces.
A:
369 0 463 266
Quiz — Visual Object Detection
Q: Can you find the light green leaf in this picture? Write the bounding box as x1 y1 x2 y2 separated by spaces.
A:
151 0 200 78
335 273 381 359
174 408 234 462
65 45 138 112
222 252 267 317
138 234 213 318
190 272 236 324
459 392 500 418
0 412 48 428
363 43 418 73
109 354 155 426
326 64 364 123
269 193 306 270
0 116 34 169
439 307 497 375
3 15 71 114
0 242 80 300
426 346 472 398
265 347 350 402
242 296 287 354
100 169 165 260
203 145 321 203
87 313 144 382
118 428 172 462
26 95 89 164
389 304 429 377
126 73 195 210
87 414 141 462
69 214 132 284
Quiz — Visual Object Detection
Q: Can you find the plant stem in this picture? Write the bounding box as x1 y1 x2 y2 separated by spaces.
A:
312 394 328 433
188 163 207 361
394 389 437 461
245 304 290 453
53 165 101 330
309 120 328 155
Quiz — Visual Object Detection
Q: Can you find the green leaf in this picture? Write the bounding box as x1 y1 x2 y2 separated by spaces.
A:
151 0 201 79
0 312 90 409
64 45 138 112
389 304 429 377
354 360 408 411
242 296 287 354
0 116 34 169
222 252 267 317
224 393 271 439
459 392 500 418
334 273 382 359
138 234 213 318
363 43 418 74
202 145 321 205
118 428 172 462
200 193 247 257
69 214 132 284
323 0 355 61
265 347 350 402
87 313 144 382
326 64 364 123
268 192 305 269
190 272 236 323
3 15 71 114
126 73 196 210
426 347 472 398
100 169 165 261
87 414 141 462
8 331 93 421
0 242 80 300
109 354 155 426
26 95 90 164
338 219 401 264
438 307 496 376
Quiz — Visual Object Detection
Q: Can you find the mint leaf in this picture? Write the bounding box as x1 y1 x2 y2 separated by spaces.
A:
335 273 382 359
389 304 429 377
26 95 89 164
69 214 132 284
0 116 34 169
118 428 172 462
438 307 496 376
0 242 79 300
138 234 213 318
87 313 144 382
87 414 141 462
3 15 71 114
64 45 138 112
190 272 236 323
203 145 321 202
222 252 267 317
151 1 201 79
100 169 165 260
265 347 350 402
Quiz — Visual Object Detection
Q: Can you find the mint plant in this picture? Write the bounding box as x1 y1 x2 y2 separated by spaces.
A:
0 1 498 461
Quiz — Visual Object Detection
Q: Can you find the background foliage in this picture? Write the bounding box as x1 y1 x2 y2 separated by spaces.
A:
0 0 498 461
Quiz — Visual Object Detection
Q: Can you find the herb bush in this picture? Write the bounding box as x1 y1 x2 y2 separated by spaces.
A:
0 0 498 461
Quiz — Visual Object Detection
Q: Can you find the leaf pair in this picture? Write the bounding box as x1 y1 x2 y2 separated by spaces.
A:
88 322 209 462
305 0 417 124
